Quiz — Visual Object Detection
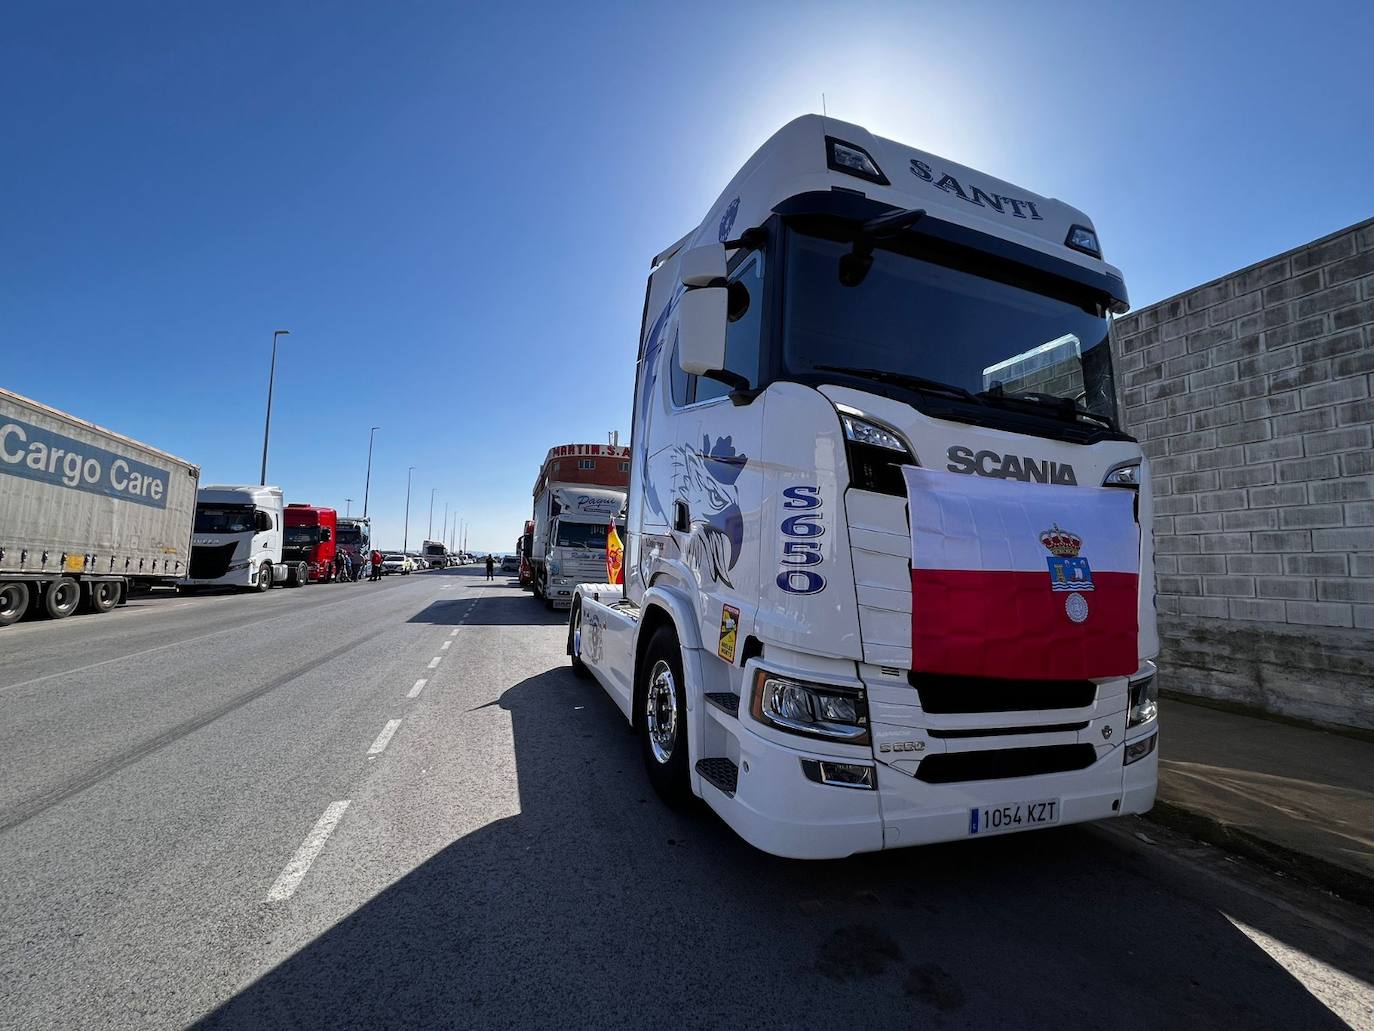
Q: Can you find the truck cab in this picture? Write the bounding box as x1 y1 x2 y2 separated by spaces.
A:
283 504 338 582
570 116 1158 859
541 487 626 609
183 485 296 592
336 517 372 575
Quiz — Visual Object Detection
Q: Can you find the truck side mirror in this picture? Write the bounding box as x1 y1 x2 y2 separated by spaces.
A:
678 244 728 378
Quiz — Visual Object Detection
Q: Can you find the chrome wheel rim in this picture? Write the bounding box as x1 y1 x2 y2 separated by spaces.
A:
96 583 117 606
646 659 677 764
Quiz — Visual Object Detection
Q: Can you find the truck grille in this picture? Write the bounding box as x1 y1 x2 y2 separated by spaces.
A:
909 674 1097 714
189 543 236 579
915 744 1096 784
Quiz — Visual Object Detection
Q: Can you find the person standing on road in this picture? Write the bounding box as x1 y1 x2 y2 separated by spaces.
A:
485 554 495 580
370 549 383 581
333 550 344 582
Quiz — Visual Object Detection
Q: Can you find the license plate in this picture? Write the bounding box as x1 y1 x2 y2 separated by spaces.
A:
968 798 1060 836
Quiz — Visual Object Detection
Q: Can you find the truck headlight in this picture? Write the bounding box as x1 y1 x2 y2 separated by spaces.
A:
836 405 914 497
1127 673 1158 728
1124 732 1157 765
750 670 869 744
553 576 570 585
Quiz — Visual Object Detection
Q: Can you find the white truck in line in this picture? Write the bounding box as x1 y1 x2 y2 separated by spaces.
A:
0 387 199 626
527 443 630 608
538 487 627 609
568 116 1159 859
181 484 305 592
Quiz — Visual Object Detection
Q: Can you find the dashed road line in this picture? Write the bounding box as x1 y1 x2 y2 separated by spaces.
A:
449 629 459 637
265 801 350 903
367 719 402 756
427 656 442 669
440 640 451 650
407 678 428 699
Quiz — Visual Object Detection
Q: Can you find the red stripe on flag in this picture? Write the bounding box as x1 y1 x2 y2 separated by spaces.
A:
911 569 1139 681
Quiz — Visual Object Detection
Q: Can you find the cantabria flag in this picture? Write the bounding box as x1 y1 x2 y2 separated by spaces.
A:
903 466 1140 681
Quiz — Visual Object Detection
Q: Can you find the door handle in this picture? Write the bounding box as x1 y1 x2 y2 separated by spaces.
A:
673 500 690 533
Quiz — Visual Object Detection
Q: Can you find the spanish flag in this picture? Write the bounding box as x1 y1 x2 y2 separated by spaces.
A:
606 519 624 586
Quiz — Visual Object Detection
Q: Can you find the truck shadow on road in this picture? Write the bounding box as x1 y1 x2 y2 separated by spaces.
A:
407 595 567 627
196 665 1365 1030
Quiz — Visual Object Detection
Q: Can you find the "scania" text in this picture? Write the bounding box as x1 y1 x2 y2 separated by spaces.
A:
946 445 1077 486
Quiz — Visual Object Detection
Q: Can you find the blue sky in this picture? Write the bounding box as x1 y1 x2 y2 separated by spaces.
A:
4 1 1371 551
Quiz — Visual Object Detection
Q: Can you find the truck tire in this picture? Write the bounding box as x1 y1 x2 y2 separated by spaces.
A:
85 581 120 613
287 563 306 587
256 562 273 592
639 625 692 807
0 582 30 627
44 577 81 619
568 601 590 678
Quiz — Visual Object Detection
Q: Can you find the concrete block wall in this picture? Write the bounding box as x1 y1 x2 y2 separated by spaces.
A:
1111 218 1374 729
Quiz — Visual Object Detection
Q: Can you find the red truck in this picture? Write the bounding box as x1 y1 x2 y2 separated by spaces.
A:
283 504 338 582
519 519 534 588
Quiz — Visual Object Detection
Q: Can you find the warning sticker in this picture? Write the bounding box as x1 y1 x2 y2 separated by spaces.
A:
718 604 740 663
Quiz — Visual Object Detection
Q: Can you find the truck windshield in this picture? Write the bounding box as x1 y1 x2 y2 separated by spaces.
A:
782 229 1120 427
556 522 624 549
194 505 255 534
284 526 319 546
337 527 365 549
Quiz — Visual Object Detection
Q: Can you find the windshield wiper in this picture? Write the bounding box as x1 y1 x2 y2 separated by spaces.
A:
814 364 974 401
975 385 1117 430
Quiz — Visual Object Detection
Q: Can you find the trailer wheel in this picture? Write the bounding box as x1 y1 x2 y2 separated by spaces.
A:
85 581 120 613
44 577 82 619
256 562 273 592
639 625 692 807
0 582 30 627
568 601 590 678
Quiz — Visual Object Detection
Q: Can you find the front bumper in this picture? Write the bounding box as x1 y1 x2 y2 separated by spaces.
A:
716 715 1156 860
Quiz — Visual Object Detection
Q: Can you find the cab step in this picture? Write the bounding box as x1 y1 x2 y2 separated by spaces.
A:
703 691 740 717
695 757 739 797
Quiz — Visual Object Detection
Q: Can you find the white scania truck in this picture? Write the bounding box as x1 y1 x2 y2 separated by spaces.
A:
182 484 303 592
569 116 1158 859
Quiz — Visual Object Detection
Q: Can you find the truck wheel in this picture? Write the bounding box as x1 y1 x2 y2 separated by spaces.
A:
85 581 120 613
287 563 306 587
0 582 30 627
44 577 82 619
256 562 273 592
639 626 692 807
568 601 590 678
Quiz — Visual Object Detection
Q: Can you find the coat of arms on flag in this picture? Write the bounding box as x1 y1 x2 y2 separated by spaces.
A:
1041 524 1094 592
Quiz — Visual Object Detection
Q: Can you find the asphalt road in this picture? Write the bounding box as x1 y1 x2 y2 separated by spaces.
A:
1 567 1371 1030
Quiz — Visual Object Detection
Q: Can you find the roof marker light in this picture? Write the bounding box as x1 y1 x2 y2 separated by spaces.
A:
1065 224 1102 258
825 136 889 186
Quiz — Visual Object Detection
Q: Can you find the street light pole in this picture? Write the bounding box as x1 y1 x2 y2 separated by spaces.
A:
403 466 414 555
428 488 437 540
363 426 380 518
345 498 353 517
259 329 290 485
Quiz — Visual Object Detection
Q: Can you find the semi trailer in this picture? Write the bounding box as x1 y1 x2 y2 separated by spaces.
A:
0 387 199 626
567 116 1158 859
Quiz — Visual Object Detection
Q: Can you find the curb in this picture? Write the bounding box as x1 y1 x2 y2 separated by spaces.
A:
1146 800 1374 910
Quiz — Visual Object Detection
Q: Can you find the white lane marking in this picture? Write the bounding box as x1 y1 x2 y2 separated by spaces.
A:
440 640 451 650
407 678 428 699
428 656 441 669
265 801 350 903
367 719 402 756
449 629 458 637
